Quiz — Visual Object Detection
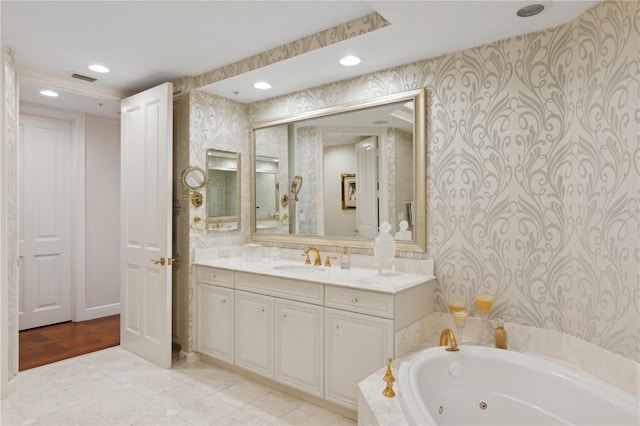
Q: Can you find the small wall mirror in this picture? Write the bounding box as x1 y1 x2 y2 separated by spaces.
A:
206 149 240 231
180 166 208 207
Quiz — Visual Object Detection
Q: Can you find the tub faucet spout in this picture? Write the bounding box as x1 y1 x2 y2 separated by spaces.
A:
439 328 459 352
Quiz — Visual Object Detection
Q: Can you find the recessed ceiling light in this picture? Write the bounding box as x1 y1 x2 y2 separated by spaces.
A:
517 4 545 17
40 90 59 97
339 55 361 66
88 64 110 73
253 81 272 90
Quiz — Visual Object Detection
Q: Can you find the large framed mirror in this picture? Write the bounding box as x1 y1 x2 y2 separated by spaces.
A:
206 149 240 231
250 88 426 252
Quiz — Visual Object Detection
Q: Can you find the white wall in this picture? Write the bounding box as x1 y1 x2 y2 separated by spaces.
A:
84 114 120 317
323 144 356 237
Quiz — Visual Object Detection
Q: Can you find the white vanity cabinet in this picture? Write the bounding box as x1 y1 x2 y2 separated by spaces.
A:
324 285 395 410
195 262 435 415
234 290 274 378
275 298 324 397
234 272 325 394
196 267 235 364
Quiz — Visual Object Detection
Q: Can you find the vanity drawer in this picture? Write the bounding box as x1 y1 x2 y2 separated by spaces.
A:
235 272 323 305
197 266 234 288
325 286 394 319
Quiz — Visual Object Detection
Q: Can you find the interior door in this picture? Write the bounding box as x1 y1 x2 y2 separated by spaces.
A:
120 82 173 368
18 114 72 330
355 137 378 239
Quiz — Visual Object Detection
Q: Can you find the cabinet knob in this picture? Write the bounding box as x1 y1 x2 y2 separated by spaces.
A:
212 274 217 279
352 297 359 305
221 299 226 304
282 313 288 318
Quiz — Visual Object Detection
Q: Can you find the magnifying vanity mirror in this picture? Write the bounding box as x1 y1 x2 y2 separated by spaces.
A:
206 149 240 231
180 166 208 207
250 88 427 252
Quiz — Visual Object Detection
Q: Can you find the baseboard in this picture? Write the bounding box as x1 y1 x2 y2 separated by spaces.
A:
81 303 120 321
180 351 200 363
197 353 357 421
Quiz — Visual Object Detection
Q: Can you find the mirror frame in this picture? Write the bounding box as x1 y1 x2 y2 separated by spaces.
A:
180 166 208 191
249 88 427 252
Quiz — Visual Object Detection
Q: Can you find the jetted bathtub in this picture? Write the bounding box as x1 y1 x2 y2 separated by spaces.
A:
398 345 639 426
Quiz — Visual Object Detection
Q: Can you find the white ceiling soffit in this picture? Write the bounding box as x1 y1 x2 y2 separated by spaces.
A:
201 0 599 103
1 1 375 92
2 1 599 112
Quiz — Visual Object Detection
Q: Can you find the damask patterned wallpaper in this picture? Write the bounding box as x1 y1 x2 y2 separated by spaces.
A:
188 1 638 361
1 46 18 389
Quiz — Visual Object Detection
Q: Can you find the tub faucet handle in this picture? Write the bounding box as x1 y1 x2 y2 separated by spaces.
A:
382 357 396 398
383 357 395 383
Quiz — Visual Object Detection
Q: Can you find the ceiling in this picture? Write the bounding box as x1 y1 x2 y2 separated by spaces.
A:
1 1 598 117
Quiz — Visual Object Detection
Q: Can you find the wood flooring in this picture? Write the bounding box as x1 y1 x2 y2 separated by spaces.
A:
19 314 120 371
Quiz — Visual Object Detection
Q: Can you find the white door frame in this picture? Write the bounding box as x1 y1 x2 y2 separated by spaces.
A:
18 103 86 323
15 68 128 328
0 67 127 397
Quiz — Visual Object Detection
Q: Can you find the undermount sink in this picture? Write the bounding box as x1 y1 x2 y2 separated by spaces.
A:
272 264 327 272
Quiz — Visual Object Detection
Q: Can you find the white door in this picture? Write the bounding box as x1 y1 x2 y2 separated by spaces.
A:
18 114 72 330
120 82 173 368
356 137 378 238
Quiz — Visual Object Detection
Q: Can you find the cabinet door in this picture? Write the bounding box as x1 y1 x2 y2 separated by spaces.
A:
196 283 234 364
275 299 324 397
234 290 274 379
325 308 394 410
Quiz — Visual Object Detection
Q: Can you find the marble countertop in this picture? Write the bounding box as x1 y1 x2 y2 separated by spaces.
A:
193 256 436 294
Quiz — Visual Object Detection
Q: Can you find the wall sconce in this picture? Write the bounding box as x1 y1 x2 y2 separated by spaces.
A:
180 166 208 207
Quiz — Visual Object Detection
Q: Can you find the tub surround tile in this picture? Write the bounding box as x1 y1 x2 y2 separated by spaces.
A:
561 334 640 397
357 361 407 426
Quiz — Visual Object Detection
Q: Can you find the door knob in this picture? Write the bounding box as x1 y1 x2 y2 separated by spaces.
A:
150 257 166 266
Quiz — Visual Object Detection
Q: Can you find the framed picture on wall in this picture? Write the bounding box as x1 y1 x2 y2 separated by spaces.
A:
341 173 356 209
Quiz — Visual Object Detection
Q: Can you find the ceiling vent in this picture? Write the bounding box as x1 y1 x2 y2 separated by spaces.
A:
71 73 97 82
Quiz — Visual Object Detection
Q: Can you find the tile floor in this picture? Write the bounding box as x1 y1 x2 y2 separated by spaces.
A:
1 346 357 426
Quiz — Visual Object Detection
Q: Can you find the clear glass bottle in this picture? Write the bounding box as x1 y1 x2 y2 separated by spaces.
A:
340 247 350 269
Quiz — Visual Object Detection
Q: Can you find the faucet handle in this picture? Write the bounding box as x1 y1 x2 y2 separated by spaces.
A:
324 256 337 267
382 357 396 398
302 252 311 265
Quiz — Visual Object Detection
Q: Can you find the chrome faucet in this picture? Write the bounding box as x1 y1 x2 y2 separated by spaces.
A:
304 247 323 266
439 328 459 352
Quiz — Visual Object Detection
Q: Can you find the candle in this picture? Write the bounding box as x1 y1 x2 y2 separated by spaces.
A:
448 302 464 313
452 311 468 328
475 295 494 315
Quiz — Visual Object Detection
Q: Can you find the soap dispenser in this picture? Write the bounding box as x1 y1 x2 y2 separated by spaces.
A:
494 317 507 349
340 247 351 270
